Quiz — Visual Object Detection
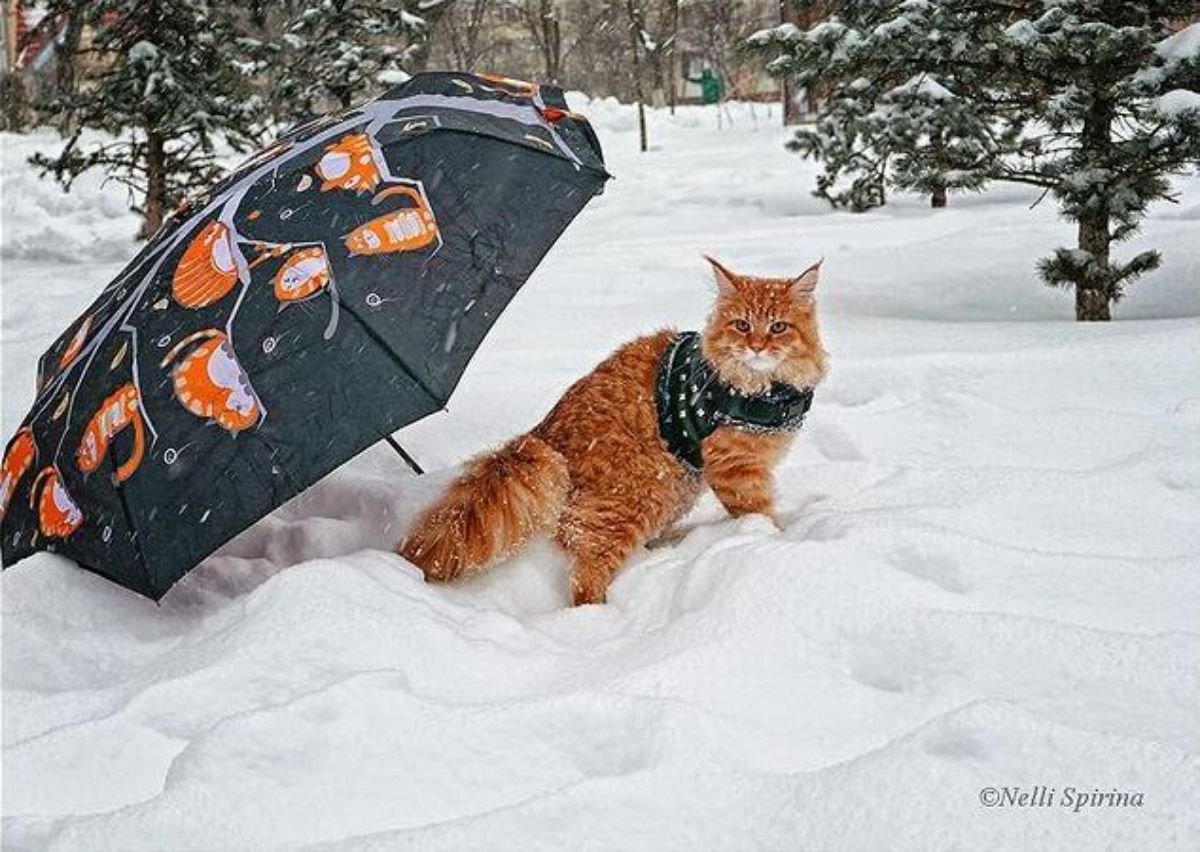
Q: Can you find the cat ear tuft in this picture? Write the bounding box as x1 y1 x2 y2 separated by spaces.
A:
792 259 822 298
704 254 738 297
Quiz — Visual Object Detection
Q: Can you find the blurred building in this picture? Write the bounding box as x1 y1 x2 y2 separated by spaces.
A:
4 0 52 73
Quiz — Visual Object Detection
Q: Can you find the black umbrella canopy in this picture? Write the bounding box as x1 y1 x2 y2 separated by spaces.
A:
1 72 609 599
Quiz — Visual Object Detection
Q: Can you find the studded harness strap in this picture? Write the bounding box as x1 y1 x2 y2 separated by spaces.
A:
655 331 815 473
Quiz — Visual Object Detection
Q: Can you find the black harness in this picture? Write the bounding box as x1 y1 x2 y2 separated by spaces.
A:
655 332 814 472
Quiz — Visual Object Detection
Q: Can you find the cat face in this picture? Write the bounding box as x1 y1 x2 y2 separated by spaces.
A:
700 255 828 394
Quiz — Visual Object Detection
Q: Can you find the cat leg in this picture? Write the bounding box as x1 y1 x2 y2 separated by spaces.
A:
569 547 627 607
702 429 792 523
554 495 643 605
555 482 689 605
645 488 701 549
708 463 776 521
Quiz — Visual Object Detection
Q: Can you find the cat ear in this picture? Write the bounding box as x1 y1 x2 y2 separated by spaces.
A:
792 259 822 298
704 254 738 297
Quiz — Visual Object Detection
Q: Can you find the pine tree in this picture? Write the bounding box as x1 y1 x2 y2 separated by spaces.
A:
30 0 267 239
749 1 1005 211
983 2 1200 320
275 0 430 121
882 74 998 208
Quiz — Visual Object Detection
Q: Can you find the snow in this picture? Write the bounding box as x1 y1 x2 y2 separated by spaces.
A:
1156 22 1200 62
1 134 141 264
747 23 801 46
376 68 411 86
3 100 1200 850
891 74 955 100
127 41 160 64
1003 19 1040 46
1157 88 1200 117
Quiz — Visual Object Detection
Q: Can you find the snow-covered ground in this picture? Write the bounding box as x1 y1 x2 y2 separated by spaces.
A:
3 99 1199 851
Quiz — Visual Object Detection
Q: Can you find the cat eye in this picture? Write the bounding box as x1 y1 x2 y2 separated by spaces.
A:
731 319 751 334
769 321 790 334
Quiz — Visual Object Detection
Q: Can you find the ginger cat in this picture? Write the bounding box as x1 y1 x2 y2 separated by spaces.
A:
398 256 828 605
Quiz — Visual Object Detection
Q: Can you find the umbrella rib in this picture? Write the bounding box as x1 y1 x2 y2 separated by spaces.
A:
109 453 154 598
338 299 447 409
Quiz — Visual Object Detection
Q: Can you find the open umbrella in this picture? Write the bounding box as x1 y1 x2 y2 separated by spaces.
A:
1 72 608 599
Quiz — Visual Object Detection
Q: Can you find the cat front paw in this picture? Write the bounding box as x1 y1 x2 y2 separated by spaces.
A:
570 572 608 606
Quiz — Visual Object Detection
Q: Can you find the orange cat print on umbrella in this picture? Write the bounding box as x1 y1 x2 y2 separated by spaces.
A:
29 467 83 538
1 428 38 520
173 221 240 308
76 384 145 482
160 330 263 433
478 73 539 98
274 246 331 302
59 315 93 370
316 133 381 194
344 186 439 256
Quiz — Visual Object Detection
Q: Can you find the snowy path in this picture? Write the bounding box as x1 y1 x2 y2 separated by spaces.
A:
3 101 1199 851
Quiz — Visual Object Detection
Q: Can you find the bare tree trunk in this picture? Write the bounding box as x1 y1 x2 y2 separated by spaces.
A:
644 2 670 109
405 0 451 72
1 72 29 132
666 0 679 114
459 0 492 72
1074 100 1114 322
1076 211 1112 321
625 0 648 152
778 0 802 125
649 49 666 107
547 12 561 82
54 11 84 135
929 131 948 208
530 0 562 84
140 128 167 239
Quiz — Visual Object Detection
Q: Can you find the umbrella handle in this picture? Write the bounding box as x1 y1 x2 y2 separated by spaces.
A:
384 435 423 476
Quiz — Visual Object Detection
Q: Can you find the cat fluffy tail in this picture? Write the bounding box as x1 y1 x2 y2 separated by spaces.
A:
397 434 570 582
